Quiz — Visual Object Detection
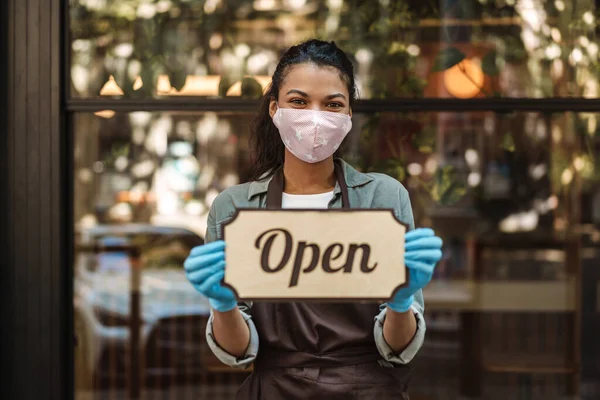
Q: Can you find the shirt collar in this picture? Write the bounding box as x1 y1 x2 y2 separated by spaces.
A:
247 159 373 201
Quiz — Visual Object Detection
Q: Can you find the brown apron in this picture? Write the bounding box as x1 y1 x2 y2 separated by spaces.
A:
236 161 412 400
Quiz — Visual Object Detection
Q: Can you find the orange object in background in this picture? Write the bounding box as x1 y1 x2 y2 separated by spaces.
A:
444 59 485 99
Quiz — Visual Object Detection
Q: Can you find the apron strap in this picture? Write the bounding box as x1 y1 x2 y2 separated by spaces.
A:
266 159 350 209
265 165 284 209
334 159 350 208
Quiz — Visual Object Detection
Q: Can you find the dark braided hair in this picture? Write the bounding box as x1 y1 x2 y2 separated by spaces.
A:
250 39 357 180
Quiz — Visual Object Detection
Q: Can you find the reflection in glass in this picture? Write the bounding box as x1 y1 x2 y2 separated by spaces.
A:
73 110 600 398
70 0 600 99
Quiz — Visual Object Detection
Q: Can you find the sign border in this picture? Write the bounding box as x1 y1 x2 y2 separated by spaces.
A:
221 208 411 302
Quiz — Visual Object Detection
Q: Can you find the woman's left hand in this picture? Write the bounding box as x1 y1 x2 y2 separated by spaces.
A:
386 228 443 313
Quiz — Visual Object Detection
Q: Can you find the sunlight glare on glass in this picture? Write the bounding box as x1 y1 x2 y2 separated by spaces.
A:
254 0 277 11
205 188 220 208
529 164 547 180
407 44 420 57
204 0 220 14
197 113 219 144
547 195 559 210
573 156 585 172
185 201 206 216
561 168 574 185
326 15 340 33
169 142 193 158
327 0 343 10
72 39 92 53
551 59 564 79
355 48 373 65
114 43 133 58
157 191 179 215
284 0 306 10
109 203 133 222
93 161 105 174
464 149 479 167
554 0 565 11
247 53 270 73
156 0 172 13
550 28 561 42
132 127 145 145
84 0 107 11
569 48 583 66
128 60 142 81
545 43 561 59
136 3 157 19
79 214 98 230
235 43 251 58
71 65 89 94
221 173 239 187
407 163 423 176
132 160 156 178
130 112 152 127
115 156 128 172
78 168 93 184
425 157 438 175
209 33 224 50
499 214 520 233
468 172 481 187
520 210 539 231
588 42 599 59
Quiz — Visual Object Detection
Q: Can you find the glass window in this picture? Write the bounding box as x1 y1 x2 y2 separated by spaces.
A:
70 0 600 99
73 111 254 231
73 109 600 398
73 111 255 396
347 111 599 236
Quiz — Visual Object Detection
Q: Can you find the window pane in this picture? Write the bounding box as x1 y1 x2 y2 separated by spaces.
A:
344 111 600 237
70 0 600 99
73 111 254 398
73 110 600 398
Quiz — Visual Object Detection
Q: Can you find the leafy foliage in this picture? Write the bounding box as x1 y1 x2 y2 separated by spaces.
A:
429 165 467 206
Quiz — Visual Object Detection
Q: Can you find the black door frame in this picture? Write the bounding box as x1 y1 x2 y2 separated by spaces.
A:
2 0 69 399
1 1 599 399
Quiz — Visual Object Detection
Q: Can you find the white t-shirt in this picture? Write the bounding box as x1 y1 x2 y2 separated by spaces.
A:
281 191 334 209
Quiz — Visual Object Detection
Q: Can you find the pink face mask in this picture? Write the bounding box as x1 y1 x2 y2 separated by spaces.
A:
272 106 352 163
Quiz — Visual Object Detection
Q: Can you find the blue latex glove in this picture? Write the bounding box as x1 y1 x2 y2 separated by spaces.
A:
386 228 443 313
184 240 237 312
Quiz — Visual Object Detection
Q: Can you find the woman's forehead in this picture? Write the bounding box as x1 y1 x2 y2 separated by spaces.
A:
280 63 348 95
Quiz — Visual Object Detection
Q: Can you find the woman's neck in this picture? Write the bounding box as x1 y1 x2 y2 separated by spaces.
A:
282 152 336 195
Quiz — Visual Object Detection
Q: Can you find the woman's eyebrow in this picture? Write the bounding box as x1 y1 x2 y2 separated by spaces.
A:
286 89 309 97
325 93 346 100
285 90 347 101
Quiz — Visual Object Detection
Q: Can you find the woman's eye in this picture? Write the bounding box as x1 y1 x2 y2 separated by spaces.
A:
290 99 306 105
327 102 344 108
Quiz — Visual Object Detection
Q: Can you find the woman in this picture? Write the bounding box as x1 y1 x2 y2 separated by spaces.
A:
184 39 443 399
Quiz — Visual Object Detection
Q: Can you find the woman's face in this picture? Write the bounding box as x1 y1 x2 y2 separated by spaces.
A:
269 63 352 118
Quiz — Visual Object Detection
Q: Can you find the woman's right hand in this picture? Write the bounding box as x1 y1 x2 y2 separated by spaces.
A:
184 240 238 312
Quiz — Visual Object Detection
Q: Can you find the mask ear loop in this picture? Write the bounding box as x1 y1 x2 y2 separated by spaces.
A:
272 102 281 125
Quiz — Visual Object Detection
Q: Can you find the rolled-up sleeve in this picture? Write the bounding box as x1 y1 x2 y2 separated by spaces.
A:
373 290 426 364
203 204 259 369
205 302 259 369
373 182 426 363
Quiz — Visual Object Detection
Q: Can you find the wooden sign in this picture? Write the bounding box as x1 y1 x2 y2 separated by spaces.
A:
222 209 407 301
